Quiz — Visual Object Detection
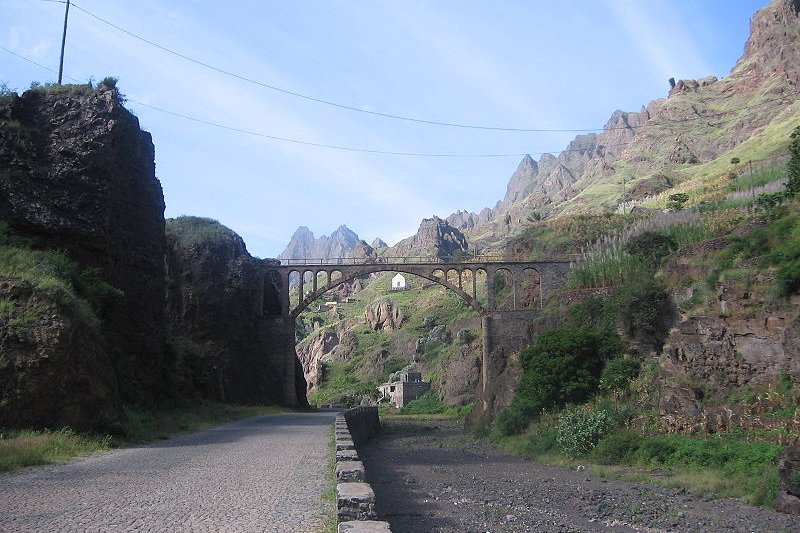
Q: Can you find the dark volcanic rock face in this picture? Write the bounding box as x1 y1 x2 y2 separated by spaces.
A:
165 217 306 406
0 278 123 431
0 85 166 402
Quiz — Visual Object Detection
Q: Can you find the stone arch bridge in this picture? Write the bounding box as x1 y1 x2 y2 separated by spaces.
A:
261 256 572 416
265 257 572 319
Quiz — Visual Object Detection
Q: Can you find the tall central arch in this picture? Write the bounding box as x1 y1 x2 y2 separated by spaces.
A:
286 266 486 319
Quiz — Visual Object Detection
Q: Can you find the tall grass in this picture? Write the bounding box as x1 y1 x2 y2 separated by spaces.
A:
0 428 109 473
0 242 121 330
0 401 290 473
569 210 711 288
727 163 787 192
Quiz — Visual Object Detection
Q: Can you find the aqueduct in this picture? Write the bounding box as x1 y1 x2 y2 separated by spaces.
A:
264 257 572 319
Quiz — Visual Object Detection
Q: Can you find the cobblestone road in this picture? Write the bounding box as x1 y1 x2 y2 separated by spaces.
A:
0 411 337 533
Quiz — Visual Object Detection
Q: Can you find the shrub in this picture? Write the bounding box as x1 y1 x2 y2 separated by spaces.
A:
788 126 800 197
599 357 641 396
623 231 676 265
498 326 623 435
400 390 447 415
589 430 642 464
615 277 669 335
556 405 629 457
667 193 689 211
776 259 800 296
456 328 475 344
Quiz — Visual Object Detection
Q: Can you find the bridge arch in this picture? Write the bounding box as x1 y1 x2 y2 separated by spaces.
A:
280 265 487 319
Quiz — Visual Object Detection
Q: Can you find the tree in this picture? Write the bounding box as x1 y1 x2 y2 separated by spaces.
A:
730 157 740 166
666 193 689 211
788 126 800 197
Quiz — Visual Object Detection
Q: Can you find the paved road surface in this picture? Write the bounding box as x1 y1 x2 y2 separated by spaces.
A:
0 411 338 533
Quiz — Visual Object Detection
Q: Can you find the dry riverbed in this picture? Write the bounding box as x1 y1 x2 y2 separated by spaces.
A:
358 417 800 533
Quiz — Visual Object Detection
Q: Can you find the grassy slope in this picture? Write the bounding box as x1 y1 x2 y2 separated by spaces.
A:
304 271 484 406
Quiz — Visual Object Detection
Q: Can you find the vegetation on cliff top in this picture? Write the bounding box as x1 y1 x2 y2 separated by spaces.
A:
166 216 244 249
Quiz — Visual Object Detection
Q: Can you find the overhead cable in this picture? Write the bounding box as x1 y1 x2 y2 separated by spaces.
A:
66 2 794 134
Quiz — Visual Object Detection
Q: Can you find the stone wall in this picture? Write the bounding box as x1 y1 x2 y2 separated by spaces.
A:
343 406 381 446
335 407 392 532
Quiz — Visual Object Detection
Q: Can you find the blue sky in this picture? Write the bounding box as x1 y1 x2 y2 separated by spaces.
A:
1 0 766 258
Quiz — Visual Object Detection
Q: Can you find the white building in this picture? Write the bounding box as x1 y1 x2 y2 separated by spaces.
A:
391 273 407 291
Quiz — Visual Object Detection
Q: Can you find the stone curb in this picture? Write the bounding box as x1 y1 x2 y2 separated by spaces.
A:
334 410 391 532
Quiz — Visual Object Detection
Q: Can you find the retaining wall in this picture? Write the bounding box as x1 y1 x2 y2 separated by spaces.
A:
334 407 391 532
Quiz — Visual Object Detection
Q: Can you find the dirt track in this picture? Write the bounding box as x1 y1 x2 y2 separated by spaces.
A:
358 418 800 533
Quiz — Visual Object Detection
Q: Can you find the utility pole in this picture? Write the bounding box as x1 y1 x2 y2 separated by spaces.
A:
57 0 71 85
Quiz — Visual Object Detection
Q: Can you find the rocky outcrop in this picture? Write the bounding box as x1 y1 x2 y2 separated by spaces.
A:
165 216 306 406
0 278 123 431
0 85 166 405
280 224 360 261
503 154 539 205
296 320 359 393
446 210 479 231
364 298 405 331
776 443 800 514
349 240 378 262
390 216 469 259
657 239 800 429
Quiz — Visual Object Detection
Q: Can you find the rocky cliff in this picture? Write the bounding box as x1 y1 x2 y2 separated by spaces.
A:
0 85 304 430
453 0 800 248
280 224 360 261
165 217 306 406
0 84 166 423
658 237 800 431
389 216 469 259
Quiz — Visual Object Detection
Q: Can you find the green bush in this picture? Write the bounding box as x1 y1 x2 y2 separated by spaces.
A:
788 126 800 197
556 405 629 457
599 357 641 396
400 390 447 414
615 277 669 335
589 429 642 464
624 231 676 265
498 326 623 435
777 259 800 296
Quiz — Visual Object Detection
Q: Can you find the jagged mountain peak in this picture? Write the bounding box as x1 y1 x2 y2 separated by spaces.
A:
280 224 360 260
503 154 540 205
390 215 469 259
371 237 388 249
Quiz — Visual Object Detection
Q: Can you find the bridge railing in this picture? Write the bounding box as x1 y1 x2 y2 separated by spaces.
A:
277 254 574 266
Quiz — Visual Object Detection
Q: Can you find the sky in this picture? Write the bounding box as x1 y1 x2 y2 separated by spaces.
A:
1 0 767 258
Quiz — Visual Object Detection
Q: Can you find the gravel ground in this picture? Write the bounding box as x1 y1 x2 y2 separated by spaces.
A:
359 418 800 533
0 411 337 533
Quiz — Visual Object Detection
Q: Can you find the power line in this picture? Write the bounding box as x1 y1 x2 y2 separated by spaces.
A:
1 45 796 158
127 99 530 157
8 1 798 135
0 45 81 83
68 2 794 135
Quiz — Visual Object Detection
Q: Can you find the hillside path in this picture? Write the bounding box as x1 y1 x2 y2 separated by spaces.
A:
0 411 337 533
